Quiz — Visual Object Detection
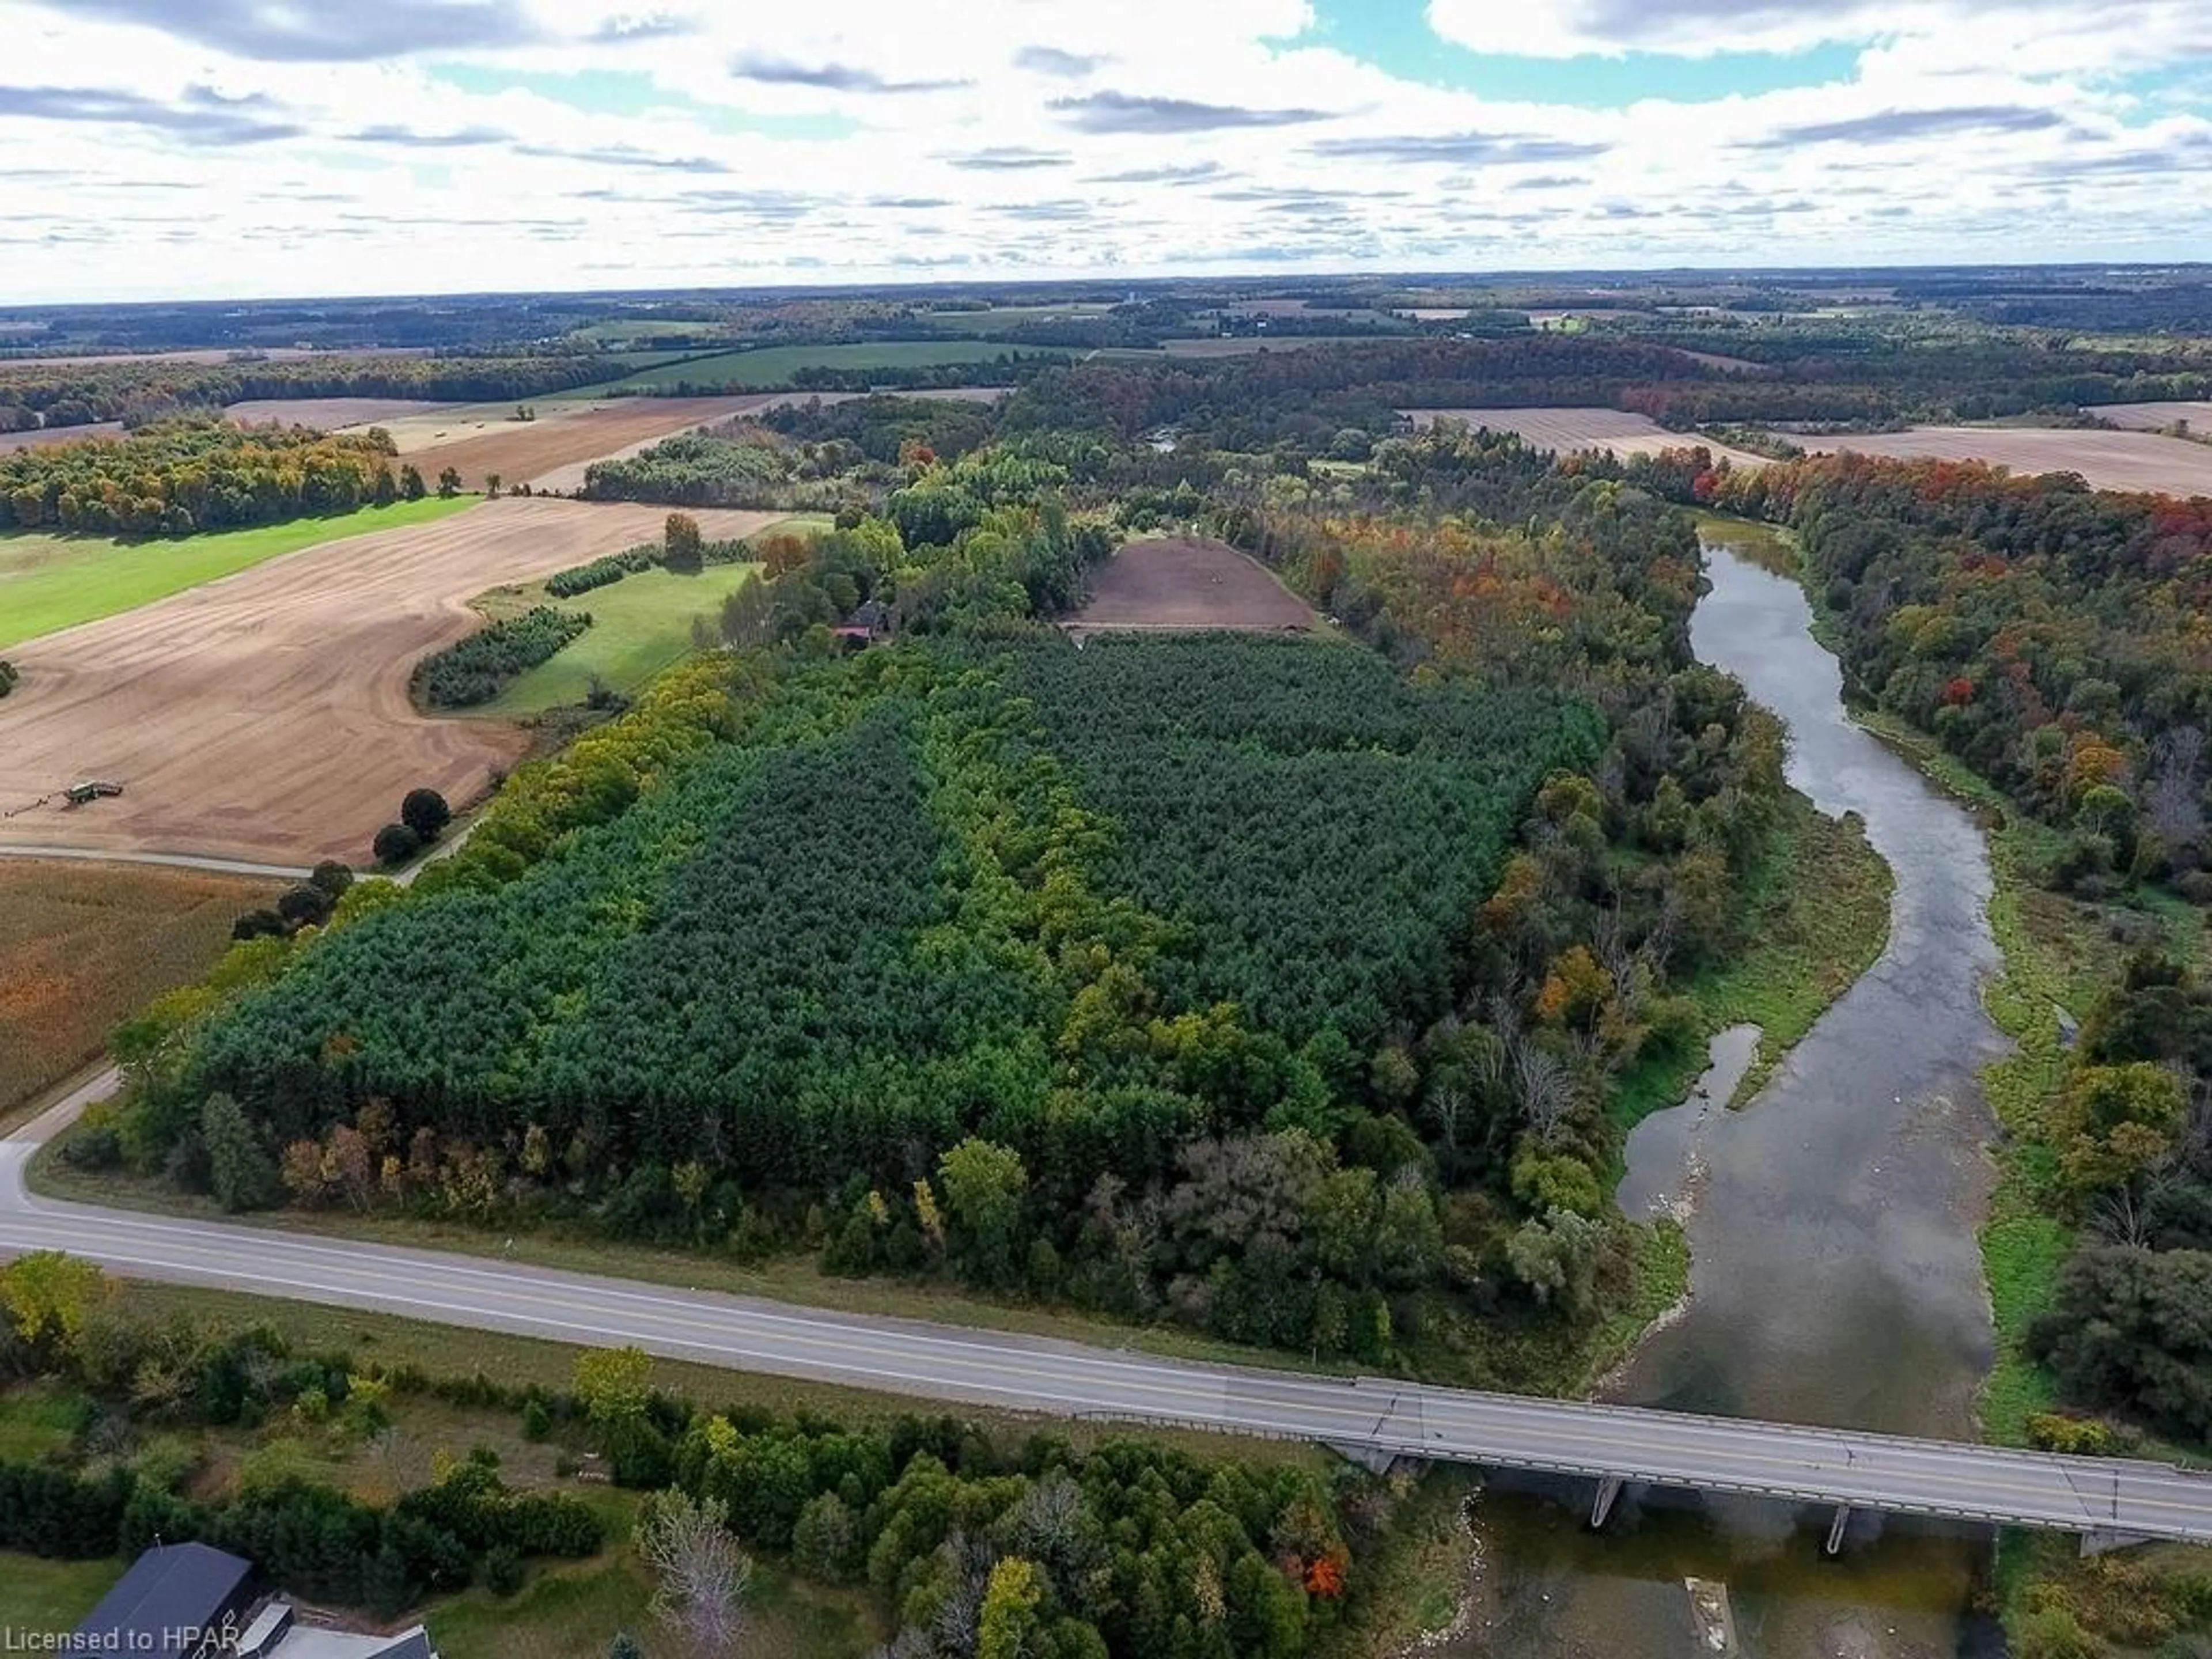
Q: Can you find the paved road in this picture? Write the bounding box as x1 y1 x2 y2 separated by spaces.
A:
2 1105 2206 1544
0 844 312 880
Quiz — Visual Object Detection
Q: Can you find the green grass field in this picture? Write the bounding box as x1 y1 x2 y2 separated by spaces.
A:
426 1551 877 1659
913 304 1116 336
475 563 762 714
0 497 476 649
465 515 827 715
1 1552 122 1628
594 341 1030 392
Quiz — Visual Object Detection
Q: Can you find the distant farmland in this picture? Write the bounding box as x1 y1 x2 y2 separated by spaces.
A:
2093 401 2212 433
401 396 784 491
1787 426 2212 496
596 342 1042 392
1404 407 1771 469
0 499 783 865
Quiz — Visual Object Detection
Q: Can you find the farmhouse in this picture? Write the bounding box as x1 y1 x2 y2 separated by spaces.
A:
832 597 892 649
76 1543 440 1659
74 1543 252 1658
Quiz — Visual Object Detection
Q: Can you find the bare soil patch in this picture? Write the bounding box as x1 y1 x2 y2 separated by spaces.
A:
1404 407 1770 470
404 396 812 492
0 423 124 452
523 387 1010 494
2092 401 2212 433
225 397 451 429
1070 536 1317 632
0 499 781 865
0 859 274 1117
1787 426 2212 496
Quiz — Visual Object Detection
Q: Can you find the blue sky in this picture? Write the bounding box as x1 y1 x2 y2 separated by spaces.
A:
2 0 2208 301
1295 2 1868 106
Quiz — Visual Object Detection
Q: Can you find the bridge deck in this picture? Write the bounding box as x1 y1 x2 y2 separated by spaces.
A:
3 1138 2207 1546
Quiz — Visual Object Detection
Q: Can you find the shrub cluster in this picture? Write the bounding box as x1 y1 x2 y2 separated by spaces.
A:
411 607 591 709
545 545 658 598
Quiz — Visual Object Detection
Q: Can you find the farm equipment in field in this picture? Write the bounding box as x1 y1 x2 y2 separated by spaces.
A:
63 779 124 806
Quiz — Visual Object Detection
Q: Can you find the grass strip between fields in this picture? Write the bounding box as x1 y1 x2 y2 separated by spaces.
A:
0 495 477 649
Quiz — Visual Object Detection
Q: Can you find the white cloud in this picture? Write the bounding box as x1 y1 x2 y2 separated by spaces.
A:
0 0 2204 300
1427 0 2212 71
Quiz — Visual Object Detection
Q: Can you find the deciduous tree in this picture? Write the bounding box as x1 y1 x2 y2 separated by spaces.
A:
634 1488 751 1656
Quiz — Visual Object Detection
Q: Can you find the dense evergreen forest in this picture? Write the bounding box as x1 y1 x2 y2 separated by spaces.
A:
410 606 593 709
99 434 1786 1383
0 417 403 534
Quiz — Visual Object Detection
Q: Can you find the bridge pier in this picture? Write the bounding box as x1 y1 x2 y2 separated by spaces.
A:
2081 1529 2153 1558
1590 1476 1624 1531
1325 1442 1399 1476
1824 1506 1851 1557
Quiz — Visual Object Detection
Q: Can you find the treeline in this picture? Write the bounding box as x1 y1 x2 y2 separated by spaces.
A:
2026 953 2212 1442
0 354 608 432
582 427 794 507
1 1268 1368 1658
0 1263 599 1615
989 333 2212 459
627 353 1065 400
760 392 1000 465
544 545 657 598
1705 454 2212 898
0 417 402 535
411 606 590 709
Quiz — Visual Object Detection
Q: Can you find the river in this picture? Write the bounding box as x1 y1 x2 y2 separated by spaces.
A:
1445 535 2013 1658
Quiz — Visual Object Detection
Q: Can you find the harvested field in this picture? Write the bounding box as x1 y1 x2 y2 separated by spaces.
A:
1787 426 2212 496
2092 401 2212 433
0 344 422 367
1404 407 1771 469
225 396 450 428
0 496 475 649
1068 536 1317 632
0 499 781 865
0 422 123 452
0 858 274 1118
524 388 1007 494
402 397 785 492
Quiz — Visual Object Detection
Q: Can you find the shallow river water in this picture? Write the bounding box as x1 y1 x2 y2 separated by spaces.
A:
1447 539 2013 1658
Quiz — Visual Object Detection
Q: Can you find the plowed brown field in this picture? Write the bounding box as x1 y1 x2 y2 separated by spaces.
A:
0 499 780 865
2095 402 2212 431
1069 536 1316 631
225 397 450 428
1402 407 1770 469
405 396 789 491
1788 426 2212 496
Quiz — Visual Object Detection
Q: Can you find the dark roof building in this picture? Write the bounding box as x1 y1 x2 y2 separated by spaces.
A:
75 1543 255 1658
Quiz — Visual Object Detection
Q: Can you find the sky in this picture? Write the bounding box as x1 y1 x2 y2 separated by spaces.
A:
3 0 2210 303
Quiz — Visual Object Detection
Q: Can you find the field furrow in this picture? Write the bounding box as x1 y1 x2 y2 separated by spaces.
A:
0 499 779 865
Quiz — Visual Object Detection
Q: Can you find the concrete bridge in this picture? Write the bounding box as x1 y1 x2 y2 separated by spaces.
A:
3 1094 2207 1554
